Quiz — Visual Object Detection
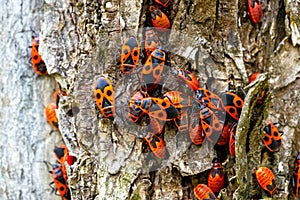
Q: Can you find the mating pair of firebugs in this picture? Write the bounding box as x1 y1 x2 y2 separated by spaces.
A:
120 36 166 95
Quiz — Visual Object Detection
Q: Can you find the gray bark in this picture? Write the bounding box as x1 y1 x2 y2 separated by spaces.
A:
0 0 62 199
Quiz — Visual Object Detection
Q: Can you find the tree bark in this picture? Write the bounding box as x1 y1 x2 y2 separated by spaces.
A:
0 0 61 199
1 0 300 199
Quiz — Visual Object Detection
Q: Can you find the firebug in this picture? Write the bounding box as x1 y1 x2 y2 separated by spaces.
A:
221 91 244 121
193 184 217 200
144 28 161 57
45 103 59 131
254 166 278 195
208 158 225 193
149 6 170 32
263 121 282 153
140 48 166 93
94 76 115 119
121 37 140 74
172 69 199 91
143 132 167 159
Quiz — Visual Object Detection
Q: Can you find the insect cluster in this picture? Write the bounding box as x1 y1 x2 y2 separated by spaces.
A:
45 88 74 200
30 34 75 199
91 0 300 199
30 0 298 199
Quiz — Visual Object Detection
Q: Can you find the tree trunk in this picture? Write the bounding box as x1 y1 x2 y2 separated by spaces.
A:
0 0 61 199
1 0 299 199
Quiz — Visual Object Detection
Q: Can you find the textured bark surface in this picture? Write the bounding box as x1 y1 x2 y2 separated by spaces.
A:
0 0 61 199
1 0 300 199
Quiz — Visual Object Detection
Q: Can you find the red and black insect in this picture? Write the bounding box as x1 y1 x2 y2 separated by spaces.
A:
154 0 171 8
149 118 165 135
52 165 71 200
229 122 237 156
54 145 68 165
144 28 161 57
149 6 171 32
221 91 244 121
163 91 193 109
31 35 48 75
140 48 166 93
173 108 189 133
54 145 75 166
121 37 140 74
254 166 278 195
247 0 263 24
133 97 178 121
45 103 59 131
189 112 204 145
263 121 282 153
143 132 167 159
292 154 300 198
54 146 68 181
94 76 115 119
128 91 149 123
53 145 75 181
195 88 224 112
217 122 230 146
193 184 217 200
46 163 71 200
172 69 199 91
164 91 193 133
199 104 223 144
208 158 225 193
